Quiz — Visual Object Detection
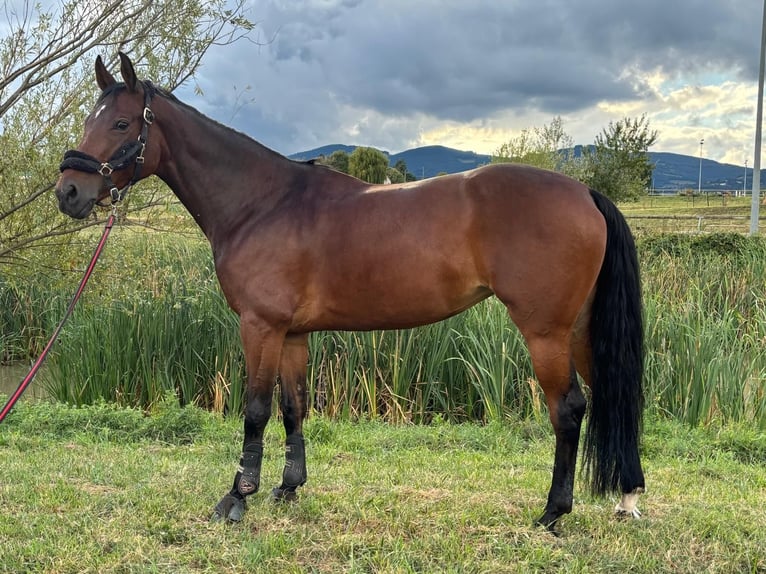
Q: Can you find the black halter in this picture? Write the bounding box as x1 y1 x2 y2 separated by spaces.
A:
59 81 156 206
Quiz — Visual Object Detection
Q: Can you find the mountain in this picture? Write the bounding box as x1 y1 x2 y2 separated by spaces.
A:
289 144 756 192
290 144 491 179
649 152 750 192
389 146 491 179
291 144 357 159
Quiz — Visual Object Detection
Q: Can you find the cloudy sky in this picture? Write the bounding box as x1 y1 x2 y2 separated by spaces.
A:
176 0 763 165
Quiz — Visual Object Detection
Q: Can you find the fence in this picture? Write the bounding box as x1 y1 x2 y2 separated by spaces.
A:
626 214 766 234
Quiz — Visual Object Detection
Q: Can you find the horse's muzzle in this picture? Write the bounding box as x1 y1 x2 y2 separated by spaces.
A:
55 175 97 219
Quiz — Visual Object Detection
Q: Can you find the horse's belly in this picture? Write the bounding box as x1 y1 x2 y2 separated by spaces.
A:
294 267 492 332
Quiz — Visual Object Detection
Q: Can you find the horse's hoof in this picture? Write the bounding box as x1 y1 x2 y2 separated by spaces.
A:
614 490 642 519
533 514 561 536
614 488 643 519
615 505 642 519
210 493 247 523
271 487 299 503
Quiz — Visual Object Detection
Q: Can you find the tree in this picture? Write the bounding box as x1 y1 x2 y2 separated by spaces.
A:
348 147 389 184
318 150 350 174
394 159 416 181
584 114 658 202
386 167 405 184
0 0 254 278
491 116 580 177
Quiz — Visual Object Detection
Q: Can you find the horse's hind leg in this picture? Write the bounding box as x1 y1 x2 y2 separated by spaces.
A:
526 332 587 532
273 334 309 501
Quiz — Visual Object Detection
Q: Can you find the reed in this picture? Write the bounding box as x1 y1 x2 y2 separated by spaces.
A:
44 287 245 411
0 278 64 363
306 307 535 423
19 229 245 413
640 234 766 427
4 230 766 428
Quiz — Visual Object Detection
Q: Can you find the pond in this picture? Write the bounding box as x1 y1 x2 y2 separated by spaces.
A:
0 363 47 401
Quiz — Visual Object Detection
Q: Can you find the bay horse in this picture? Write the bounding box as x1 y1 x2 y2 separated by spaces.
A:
55 52 645 532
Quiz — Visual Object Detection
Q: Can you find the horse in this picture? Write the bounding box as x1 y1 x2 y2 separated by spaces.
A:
55 52 645 532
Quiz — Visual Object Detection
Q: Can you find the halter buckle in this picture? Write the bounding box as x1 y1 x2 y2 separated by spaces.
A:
136 142 146 164
143 107 155 124
98 163 114 177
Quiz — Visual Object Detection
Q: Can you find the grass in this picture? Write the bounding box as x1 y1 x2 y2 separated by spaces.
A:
0 400 764 573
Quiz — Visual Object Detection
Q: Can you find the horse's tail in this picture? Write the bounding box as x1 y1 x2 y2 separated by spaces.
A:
583 189 645 496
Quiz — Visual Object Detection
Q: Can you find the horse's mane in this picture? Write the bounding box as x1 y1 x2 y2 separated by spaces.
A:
97 82 342 172
97 82 284 159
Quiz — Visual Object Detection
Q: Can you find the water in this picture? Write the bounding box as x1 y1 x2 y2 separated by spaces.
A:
0 363 47 401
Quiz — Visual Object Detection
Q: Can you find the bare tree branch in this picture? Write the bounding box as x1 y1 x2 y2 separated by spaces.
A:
0 0 256 277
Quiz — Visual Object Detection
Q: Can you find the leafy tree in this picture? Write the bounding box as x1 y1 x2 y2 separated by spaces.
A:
348 147 389 184
318 150 350 173
0 0 254 278
393 159 416 181
584 114 658 202
386 167 405 184
491 116 580 177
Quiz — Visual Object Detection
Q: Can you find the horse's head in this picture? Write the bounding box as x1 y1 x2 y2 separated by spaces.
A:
56 52 159 218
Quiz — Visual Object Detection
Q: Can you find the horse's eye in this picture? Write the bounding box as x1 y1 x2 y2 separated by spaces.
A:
114 119 130 131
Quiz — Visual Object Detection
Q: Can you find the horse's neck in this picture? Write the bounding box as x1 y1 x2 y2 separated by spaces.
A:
153 97 295 245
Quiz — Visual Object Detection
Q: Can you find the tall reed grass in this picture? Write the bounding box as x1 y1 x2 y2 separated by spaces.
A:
0 279 64 363
2 230 765 428
306 310 537 423
641 234 766 427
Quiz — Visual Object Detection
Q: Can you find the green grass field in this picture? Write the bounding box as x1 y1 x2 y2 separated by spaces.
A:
0 400 764 573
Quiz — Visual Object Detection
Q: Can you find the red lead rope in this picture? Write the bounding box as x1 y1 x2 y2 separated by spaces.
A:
0 213 116 424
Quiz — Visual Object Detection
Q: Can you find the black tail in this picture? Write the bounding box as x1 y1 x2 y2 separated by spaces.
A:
584 189 645 496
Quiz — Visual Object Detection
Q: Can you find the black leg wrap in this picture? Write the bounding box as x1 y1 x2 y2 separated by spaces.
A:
236 441 264 497
272 435 306 502
211 441 263 522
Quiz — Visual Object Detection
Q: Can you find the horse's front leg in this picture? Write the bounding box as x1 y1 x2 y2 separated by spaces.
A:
272 333 309 501
211 315 285 522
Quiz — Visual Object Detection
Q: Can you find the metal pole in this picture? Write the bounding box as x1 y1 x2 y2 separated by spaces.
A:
750 0 766 235
697 139 708 206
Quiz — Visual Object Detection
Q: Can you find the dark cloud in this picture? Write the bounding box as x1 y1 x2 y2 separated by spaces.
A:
177 0 763 154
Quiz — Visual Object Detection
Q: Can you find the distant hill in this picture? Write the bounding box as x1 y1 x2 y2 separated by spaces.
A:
292 144 358 159
290 144 758 192
389 146 491 179
649 152 751 192
290 144 491 179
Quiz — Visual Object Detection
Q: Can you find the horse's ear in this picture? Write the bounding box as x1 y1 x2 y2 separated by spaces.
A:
95 55 116 91
118 51 138 92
